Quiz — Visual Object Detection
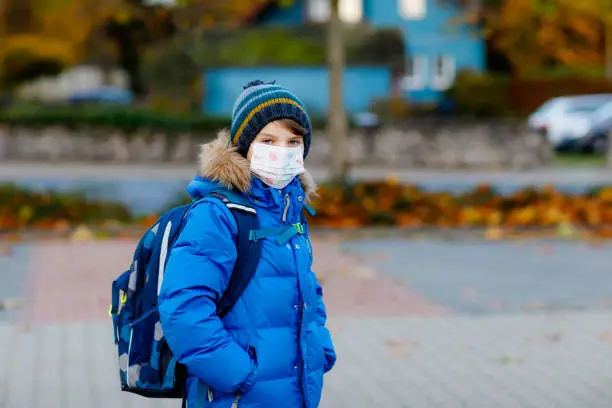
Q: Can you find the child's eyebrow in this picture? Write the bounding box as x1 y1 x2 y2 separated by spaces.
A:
258 133 277 138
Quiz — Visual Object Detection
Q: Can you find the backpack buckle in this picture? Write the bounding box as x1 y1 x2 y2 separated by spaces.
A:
292 223 304 235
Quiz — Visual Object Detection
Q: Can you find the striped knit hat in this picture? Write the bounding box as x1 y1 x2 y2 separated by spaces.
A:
230 80 312 158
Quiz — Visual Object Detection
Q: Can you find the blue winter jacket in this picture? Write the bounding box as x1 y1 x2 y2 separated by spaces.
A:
158 131 336 408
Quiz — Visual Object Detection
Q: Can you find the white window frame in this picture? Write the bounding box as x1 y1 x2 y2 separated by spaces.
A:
431 54 456 90
339 0 363 23
307 0 331 23
142 0 177 6
399 0 426 20
400 56 427 91
306 0 363 23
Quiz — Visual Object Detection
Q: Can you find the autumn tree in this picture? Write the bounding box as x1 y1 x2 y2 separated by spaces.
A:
103 0 278 98
577 0 612 78
0 0 71 89
103 3 176 97
450 0 612 76
0 0 124 90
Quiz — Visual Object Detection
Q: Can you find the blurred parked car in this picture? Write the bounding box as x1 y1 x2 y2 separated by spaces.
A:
527 94 612 151
67 86 133 105
571 101 612 153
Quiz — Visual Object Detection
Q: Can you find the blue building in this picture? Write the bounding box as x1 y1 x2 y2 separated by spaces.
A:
203 0 485 116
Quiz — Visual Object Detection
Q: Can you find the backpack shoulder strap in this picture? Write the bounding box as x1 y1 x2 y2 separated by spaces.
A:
206 190 262 318
142 203 194 311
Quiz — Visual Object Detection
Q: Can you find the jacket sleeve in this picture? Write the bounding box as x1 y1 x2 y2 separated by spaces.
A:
311 270 337 373
158 200 257 394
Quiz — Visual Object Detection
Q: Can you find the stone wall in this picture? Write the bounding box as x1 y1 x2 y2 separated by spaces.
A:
0 120 551 170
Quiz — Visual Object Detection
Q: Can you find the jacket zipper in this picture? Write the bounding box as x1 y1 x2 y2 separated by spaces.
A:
279 191 308 406
282 193 290 223
298 293 306 408
281 191 306 406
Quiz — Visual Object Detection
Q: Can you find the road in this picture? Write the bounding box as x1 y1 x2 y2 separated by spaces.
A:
2 162 612 186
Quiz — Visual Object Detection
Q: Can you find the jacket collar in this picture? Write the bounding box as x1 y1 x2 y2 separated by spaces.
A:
196 129 318 204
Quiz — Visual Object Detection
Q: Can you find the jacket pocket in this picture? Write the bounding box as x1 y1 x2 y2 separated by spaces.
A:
310 329 327 372
206 387 245 408
206 392 242 408
237 345 258 395
207 345 257 408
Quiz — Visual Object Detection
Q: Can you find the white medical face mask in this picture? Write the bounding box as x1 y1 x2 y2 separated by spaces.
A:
250 143 305 189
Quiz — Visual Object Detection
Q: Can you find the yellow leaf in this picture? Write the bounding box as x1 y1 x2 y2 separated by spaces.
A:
385 172 398 186
484 226 503 241
18 205 33 223
115 9 131 23
70 225 95 242
556 221 577 238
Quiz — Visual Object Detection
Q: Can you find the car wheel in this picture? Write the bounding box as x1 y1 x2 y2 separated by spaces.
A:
591 134 608 154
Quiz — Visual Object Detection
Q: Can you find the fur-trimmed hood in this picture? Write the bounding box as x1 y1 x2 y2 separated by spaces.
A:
195 130 317 201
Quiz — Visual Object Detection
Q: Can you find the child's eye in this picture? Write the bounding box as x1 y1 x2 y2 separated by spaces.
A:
262 139 273 144
289 139 302 145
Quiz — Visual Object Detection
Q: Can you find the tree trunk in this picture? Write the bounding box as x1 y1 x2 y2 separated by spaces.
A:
327 0 349 185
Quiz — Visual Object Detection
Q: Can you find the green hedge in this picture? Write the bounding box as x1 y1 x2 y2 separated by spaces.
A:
0 105 228 133
445 71 513 118
0 105 335 133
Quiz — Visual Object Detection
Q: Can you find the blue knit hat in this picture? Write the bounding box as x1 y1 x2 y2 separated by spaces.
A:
230 80 312 158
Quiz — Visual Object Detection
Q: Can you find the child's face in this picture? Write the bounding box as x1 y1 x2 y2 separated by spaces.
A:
247 121 304 162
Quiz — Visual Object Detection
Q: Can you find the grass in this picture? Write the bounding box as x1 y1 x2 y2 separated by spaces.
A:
552 152 607 167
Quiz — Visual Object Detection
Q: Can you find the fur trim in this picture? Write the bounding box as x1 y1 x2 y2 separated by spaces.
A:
298 167 318 201
198 130 318 201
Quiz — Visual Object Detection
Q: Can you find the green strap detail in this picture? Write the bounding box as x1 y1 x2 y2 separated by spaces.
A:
275 223 305 245
249 223 306 245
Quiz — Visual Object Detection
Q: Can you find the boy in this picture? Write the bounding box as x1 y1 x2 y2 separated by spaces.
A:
159 80 336 408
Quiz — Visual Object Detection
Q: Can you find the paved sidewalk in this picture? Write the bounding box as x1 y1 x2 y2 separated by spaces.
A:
2 239 612 408
3 313 612 408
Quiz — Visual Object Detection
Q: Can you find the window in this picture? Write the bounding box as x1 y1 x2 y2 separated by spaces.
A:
400 56 427 91
431 55 456 90
307 0 330 22
533 100 557 115
593 102 612 123
307 0 363 23
399 0 426 20
142 0 176 6
339 0 363 23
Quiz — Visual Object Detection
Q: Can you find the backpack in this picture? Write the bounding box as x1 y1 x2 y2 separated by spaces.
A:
109 189 262 402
